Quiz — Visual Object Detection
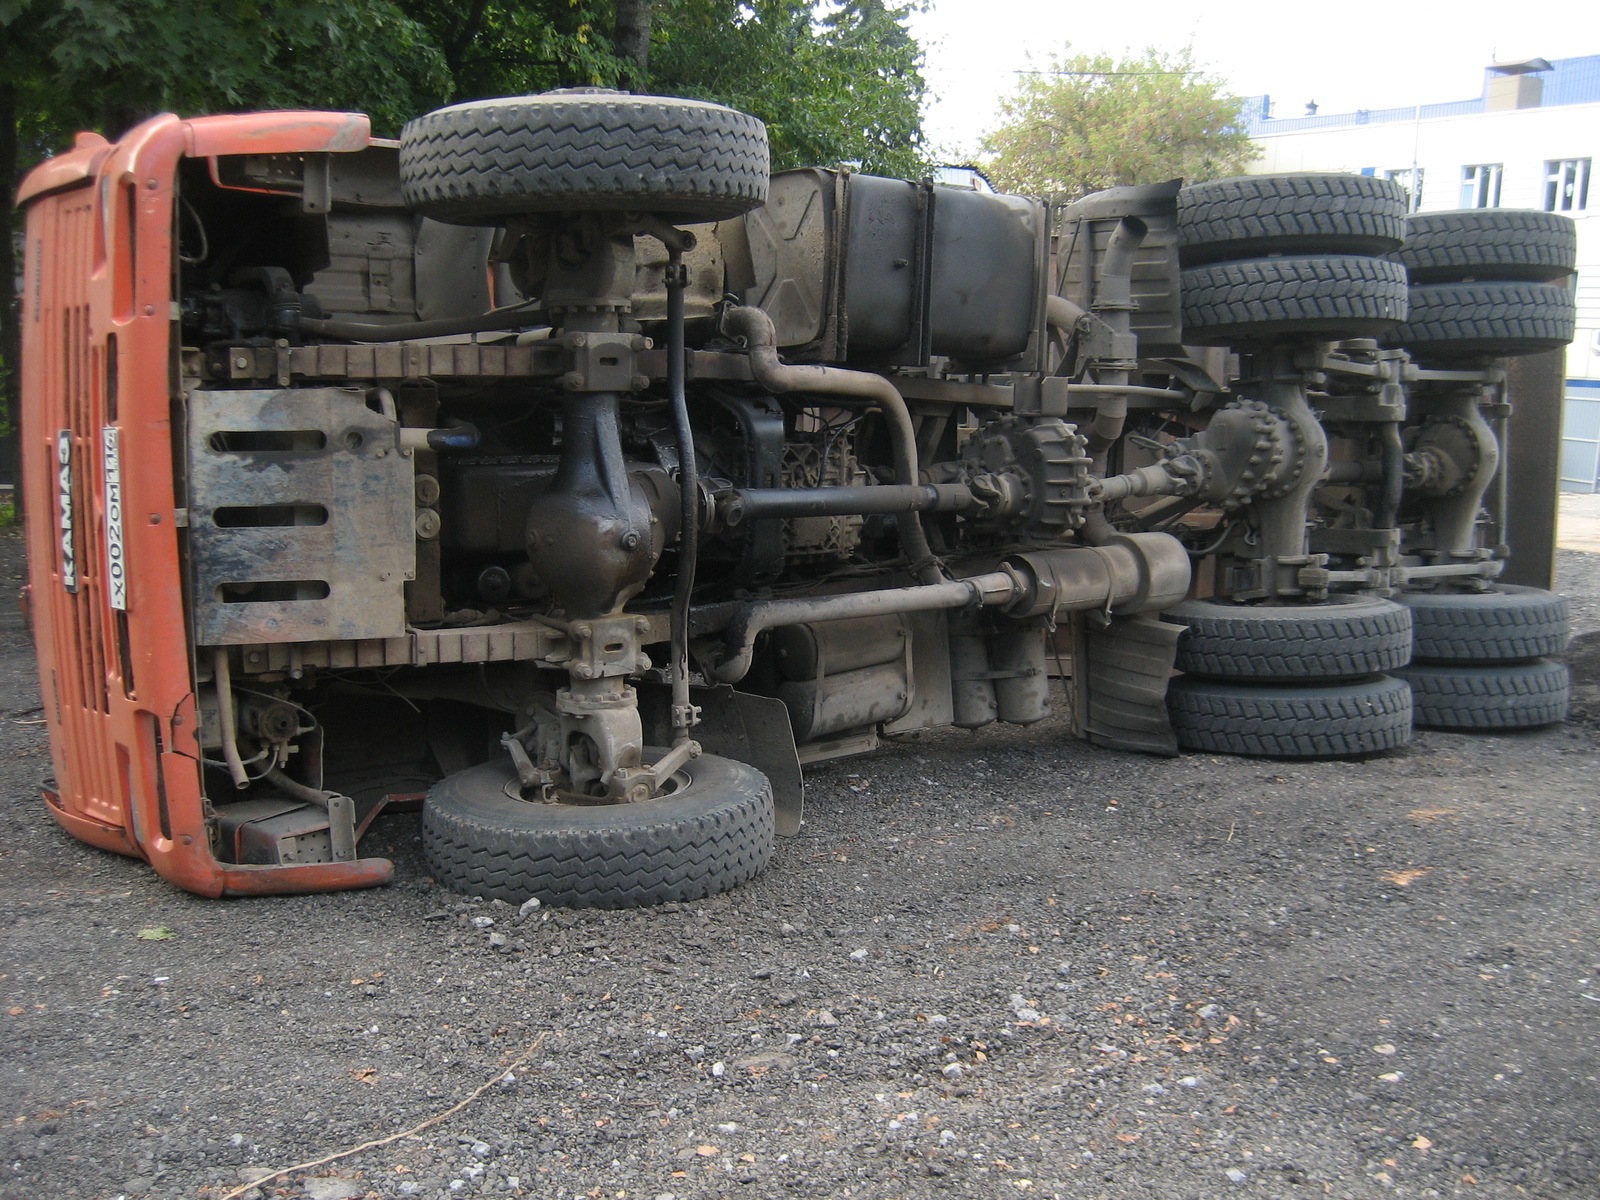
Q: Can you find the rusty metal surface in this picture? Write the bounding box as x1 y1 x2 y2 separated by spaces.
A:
205 339 565 383
631 228 725 322
185 386 414 644
190 342 1023 419
777 660 911 742
226 611 671 675
415 220 495 320
929 188 1045 367
769 613 907 681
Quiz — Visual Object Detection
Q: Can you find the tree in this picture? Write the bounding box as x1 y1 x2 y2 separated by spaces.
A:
1 0 455 493
651 0 927 177
397 0 930 174
2 0 929 490
396 0 629 105
981 46 1258 200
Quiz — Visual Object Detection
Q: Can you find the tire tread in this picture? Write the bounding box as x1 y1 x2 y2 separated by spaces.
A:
422 755 774 908
1167 596 1412 680
1394 659 1570 729
1178 174 1407 263
1167 674 1413 757
1385 281 1575 358
400 95 769 223
1181 255 1409 344
1398 586 1570 661
1395 210 1577 282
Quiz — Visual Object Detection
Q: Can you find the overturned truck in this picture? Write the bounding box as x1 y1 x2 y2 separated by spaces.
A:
19 94 1577 904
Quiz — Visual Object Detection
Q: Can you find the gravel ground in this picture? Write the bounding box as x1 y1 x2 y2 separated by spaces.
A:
1556 550 1600 638
2 526 1598 1200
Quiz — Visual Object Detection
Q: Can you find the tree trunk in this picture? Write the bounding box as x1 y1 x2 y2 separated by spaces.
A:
0 79 20 502
444 0 491 79
613 0 652 92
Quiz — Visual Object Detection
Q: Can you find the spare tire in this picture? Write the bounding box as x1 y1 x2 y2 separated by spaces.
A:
1177 173 1407 264
400 90 770 224
1167 673 1413 758
1166 594 1412 681
1395 209 1577 282
1181 255 1409 344
1397 584 1570 662
423 750 775 908
1384 280 1575 358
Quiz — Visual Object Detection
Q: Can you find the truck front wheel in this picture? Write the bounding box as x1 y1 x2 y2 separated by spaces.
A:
423 750 775 908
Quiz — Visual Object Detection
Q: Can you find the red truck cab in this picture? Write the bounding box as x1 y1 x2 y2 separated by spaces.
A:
19 112 393 895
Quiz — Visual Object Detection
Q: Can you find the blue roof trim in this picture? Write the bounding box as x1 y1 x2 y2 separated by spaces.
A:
1248 53 1600 136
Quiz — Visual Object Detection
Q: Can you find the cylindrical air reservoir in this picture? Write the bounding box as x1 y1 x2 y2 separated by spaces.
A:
991 623 1051 725
949 616 998 729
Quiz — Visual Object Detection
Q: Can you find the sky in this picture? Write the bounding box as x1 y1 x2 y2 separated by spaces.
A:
907 0 1600 160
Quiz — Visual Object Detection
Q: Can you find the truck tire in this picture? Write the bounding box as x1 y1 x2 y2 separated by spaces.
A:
1384 281 1575 358
1394 658 1570 729
1177 174 1407 264
1165 594 1412 681
1180 255 1409 344
1167 673 1413 758
1397 585 1570 662
423 750 775 908
1395 209 1577 283
400 90 769 224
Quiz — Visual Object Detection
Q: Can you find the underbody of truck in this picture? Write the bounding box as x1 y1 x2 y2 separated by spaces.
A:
19 94 1577 903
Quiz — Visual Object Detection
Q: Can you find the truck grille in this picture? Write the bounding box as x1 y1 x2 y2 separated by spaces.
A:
30 194 122 828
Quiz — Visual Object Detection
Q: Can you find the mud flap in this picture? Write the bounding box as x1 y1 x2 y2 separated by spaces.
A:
1073 614 1184 757
644 685 804 836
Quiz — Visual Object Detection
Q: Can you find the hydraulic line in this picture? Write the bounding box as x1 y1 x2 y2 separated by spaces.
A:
721 306 945 585
1071 217 1149 546
263 766 331 811
211 647 249 790
665 248 698 741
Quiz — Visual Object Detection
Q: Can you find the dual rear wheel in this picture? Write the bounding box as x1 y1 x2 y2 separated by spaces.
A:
1177 177 1577 355
1164 595 1414 757
1165 587 1572 757
1393 585 1571 729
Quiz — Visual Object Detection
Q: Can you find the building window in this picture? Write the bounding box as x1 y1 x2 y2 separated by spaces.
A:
1545 159 1591 211
1383 167 1425 212
1460 164 1502 208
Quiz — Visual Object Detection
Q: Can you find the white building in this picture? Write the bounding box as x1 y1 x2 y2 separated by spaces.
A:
1246 55 1600 491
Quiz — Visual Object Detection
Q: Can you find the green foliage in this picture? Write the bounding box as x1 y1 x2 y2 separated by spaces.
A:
400 0 631 105
652 0 928 177
0 0 929 482
981 46 1258 201
4 0 926 161
5 1 451 151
